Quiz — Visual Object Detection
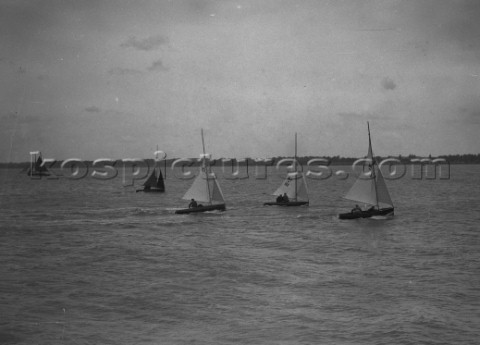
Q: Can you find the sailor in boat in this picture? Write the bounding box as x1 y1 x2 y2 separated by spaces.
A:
351 204 362 213
188 199 198 208
276 194 284 203
282 193 289 203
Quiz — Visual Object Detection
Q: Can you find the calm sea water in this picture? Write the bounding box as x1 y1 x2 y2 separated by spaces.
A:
1 164 479 345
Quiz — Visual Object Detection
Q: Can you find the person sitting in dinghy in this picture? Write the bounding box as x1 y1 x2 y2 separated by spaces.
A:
189 199 198 208
276 194 284 203
352 204 362 213
282 193 289 203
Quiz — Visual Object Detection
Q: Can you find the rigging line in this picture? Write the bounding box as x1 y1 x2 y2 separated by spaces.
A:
294 132 297 201
201 128 212 204
367 122 379 209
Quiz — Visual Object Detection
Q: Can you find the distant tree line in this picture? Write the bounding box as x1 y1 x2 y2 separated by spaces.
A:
2 153 480 169
435 154 480 164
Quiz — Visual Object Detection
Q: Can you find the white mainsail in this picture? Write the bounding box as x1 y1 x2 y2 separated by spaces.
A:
181 129 225 205
343 123 393 208
210 175 225 204
182 171 207 202
374 166 393 207
182 169 225 204
344 166 393 207
273 173 309 201
271 132 309 203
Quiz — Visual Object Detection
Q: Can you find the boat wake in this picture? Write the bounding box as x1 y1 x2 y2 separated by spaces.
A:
370 214 394 220
166 207 182 210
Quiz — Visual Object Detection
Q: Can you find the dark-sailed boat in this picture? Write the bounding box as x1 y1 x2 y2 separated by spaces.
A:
136 146 166 192
136 168 165 192
175 129 226 214
338 122 394 219
27 151 49 176
264 133 309 207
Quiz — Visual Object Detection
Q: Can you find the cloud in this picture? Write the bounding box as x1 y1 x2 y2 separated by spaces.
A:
120 135 137 143
108 67 142 76
147 59 168 71
1 112 18 121
1 112 43 124
381 77 396 90
458 106 480 124
120 35 168 51
109 62 166 74
85 106 101 113
337 112 383 121
432 1 480 51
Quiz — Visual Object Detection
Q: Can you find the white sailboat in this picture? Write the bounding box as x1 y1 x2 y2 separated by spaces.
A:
339 122 394 219
264 133 309 206
175 129 226 214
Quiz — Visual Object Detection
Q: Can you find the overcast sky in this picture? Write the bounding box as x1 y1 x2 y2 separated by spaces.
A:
1 0 479 162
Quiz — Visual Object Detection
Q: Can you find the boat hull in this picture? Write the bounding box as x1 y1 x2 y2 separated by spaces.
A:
27 171 50 176
136 188 165 193
175 204 226 214
264 201 309 207
339 207 394 219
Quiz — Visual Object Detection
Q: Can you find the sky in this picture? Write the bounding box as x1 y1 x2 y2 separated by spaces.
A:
1 0 479 162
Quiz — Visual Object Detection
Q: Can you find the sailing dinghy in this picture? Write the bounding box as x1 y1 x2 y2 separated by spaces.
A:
175 129 226 214
136 168 165 192
137 147 165 192
27 151 49 176
264 133 309 207
338 122 394 219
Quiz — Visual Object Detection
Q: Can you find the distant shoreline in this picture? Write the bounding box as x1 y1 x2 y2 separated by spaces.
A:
2 154 479 168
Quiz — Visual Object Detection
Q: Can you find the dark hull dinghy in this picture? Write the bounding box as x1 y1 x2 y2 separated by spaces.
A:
175 203 226 214
264 133 309 207
264 201 309 206
136 169 165 193
174 129 226 215
27 151 50 177
339 207 394 220
339 122 394 220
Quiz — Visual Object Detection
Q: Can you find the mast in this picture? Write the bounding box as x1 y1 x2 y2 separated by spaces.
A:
155 144 158 178
164 152 167 180
294 132 297 201
30 151 39 174
154 144 167 179
367 122 379 209
201 129 212 205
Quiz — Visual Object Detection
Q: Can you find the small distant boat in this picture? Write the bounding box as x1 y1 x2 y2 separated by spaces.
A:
27 151 49 176
175 129 226 214
136 145 166 193
136 168 165 193
339 122 394 219
264 133 309 207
